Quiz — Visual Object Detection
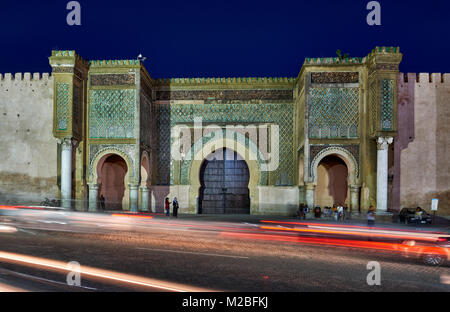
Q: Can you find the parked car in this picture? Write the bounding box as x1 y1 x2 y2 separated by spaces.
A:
398 208 432 224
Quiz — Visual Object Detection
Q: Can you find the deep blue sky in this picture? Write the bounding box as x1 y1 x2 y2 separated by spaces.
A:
1 0 449 77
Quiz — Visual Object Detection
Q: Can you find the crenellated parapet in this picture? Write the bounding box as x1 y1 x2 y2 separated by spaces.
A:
398 72 450 84
89 59 141 67
0 72 52 82
303 57 364 65
0 73 53 96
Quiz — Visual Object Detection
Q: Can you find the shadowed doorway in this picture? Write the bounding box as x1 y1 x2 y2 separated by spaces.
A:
315 155 348 207
98 154 128 210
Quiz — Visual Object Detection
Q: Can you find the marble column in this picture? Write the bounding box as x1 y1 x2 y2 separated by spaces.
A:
305 183 315 210
349 185 360 212
140 186 150 212
61 139 73 209
376 137 393 212
88 184 99 212
129 184 139 212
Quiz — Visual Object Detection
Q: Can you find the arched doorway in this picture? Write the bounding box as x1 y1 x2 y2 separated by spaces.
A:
315 155 349 207
199 148 250 214
98 154 128 210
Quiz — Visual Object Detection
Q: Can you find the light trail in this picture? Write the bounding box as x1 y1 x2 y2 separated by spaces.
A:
220 231 448 256
441 275 450 285
0 251 218 292
0 225 18 233
259 225 445 242
260 219 448 234
111 213 154 219
0 281 27 292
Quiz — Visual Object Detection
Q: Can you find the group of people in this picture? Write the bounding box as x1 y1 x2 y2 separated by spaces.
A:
297 203 349 220
165 197 179 218
297 202 377 227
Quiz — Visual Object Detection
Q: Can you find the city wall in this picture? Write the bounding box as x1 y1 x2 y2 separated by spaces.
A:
395 73 450 216
0 73 59 204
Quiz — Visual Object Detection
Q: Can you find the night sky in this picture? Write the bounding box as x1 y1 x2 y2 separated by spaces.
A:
1 0 449 77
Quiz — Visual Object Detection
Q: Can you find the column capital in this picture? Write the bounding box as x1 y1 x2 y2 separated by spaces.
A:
128 184 139 190
376 136 393 150
57 138 79 149
305 183 315 190
349 185 361 192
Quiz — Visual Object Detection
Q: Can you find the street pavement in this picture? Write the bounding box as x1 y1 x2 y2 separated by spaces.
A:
0 210 449 292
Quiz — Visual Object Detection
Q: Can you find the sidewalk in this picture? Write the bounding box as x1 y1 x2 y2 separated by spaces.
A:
160 212 450 233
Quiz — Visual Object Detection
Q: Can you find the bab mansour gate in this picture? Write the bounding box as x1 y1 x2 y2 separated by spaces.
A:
48 47 403 216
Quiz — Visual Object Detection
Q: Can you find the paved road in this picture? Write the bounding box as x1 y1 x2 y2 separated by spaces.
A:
0 213 449 292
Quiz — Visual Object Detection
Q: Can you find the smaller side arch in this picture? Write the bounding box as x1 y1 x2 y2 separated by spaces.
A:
88 148 134 210
310 147 359 186
89 148 134 185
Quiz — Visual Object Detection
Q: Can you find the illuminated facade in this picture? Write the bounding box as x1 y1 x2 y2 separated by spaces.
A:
44 47 405 215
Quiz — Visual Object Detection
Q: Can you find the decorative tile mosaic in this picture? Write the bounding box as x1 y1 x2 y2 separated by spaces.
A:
90 74 135 86
178 131 269 186
308 87 359 139
309 144 359 177
380 79 394 131
310 72 359 84
369 81 377 136
88 144 137 180
155 103 293 186
89 89 135 138
376 64 398 71
140 81 152 148
56 83 70 131
73 83 81 136
155 90 292 102
53 67 74 73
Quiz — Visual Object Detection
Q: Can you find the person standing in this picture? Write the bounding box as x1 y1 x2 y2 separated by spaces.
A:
173 197 179 218
332 204 338 221
343 204 348 220
337 204 344 221
100 194 106 211
314 205 321 218
165 197 170 216
415 207 423 226
297 203 306 220
367 206 376 227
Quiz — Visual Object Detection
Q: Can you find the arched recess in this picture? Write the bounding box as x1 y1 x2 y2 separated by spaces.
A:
315 155 349 207
310 147 359 187
187 137 261 213
89 149 133 210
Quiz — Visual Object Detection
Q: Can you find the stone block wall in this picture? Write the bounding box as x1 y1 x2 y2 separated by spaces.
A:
0 73 58 204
